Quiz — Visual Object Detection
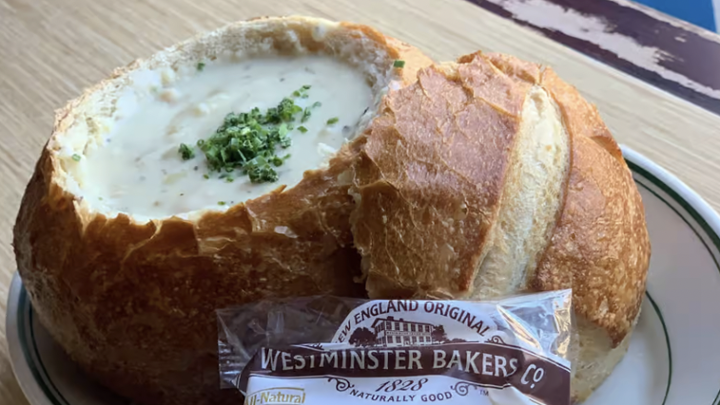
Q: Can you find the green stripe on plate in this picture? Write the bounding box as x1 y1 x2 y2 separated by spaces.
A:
18 288 69 405
627 161 720 270
628 160 720 405
644 291 672 405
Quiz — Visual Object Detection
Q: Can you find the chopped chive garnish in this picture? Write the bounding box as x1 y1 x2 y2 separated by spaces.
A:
203 174 209 179
301 107 312 123
300 101 323 123
218 201 226 206
327 117 339 125
181 85 318 183
71 154 81 162
393 60 405 68
197 62 206 71
178 143 195 160
293 84 311 98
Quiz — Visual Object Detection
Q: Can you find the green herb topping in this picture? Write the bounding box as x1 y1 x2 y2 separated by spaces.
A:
327 117 339 125
178 143 195 160
71 153 81 162
181 86 318 183
393 60 406 68
197 62 206 72
293 85 311 98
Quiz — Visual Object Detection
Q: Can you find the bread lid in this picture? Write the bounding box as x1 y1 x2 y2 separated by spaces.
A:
349 52 651 402
47 15 427 222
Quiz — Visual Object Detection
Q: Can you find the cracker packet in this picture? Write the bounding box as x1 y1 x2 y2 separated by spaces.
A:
217 290 572 405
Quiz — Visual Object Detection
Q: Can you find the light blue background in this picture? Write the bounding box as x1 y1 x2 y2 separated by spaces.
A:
635 0 718 31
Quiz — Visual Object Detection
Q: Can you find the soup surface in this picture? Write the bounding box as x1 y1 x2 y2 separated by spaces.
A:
81 55 373 217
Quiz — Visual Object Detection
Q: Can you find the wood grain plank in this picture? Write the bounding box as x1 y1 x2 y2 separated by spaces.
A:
474 0 720 114
1 0 719 403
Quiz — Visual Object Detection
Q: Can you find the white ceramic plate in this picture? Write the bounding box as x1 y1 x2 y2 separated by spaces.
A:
6 145 720 405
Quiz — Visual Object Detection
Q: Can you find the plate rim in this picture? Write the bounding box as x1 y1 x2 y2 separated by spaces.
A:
621 146 720 263
622 146 720 405
6 273 55 405
6 145 720 405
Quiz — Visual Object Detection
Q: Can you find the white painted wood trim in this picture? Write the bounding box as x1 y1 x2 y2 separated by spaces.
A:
713 0 720 32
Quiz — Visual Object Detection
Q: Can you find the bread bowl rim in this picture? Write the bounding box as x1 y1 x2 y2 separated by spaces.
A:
44 15 420 224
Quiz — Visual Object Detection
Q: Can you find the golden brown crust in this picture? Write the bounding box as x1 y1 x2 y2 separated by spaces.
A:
532 134 650 344
481 52 541 84
540 68 623 160
353 51 649 343
535 70 651 344
14 16 432 405
351 53 534 299
383 36 435 84
350 51 651 399
475 56 650 344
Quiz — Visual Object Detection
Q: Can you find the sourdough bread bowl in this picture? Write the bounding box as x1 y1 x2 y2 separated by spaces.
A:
13 16 432 405
348 52 651 402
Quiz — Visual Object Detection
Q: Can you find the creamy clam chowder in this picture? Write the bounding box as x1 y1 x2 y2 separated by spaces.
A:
80 55 373 217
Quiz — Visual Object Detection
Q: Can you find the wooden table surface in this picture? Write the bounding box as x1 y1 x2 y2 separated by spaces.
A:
2 0 720 403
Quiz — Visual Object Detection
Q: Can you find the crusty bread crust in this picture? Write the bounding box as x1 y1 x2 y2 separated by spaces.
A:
535 67 650 345
13 16 432 405
350 52 650 401
350 57 530 299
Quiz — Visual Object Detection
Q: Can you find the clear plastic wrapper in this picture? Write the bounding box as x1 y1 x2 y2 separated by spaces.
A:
217 290 573 405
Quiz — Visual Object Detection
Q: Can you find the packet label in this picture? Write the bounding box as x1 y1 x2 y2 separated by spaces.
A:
331 300 499 345
223 292 573 405
241 341 570 404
